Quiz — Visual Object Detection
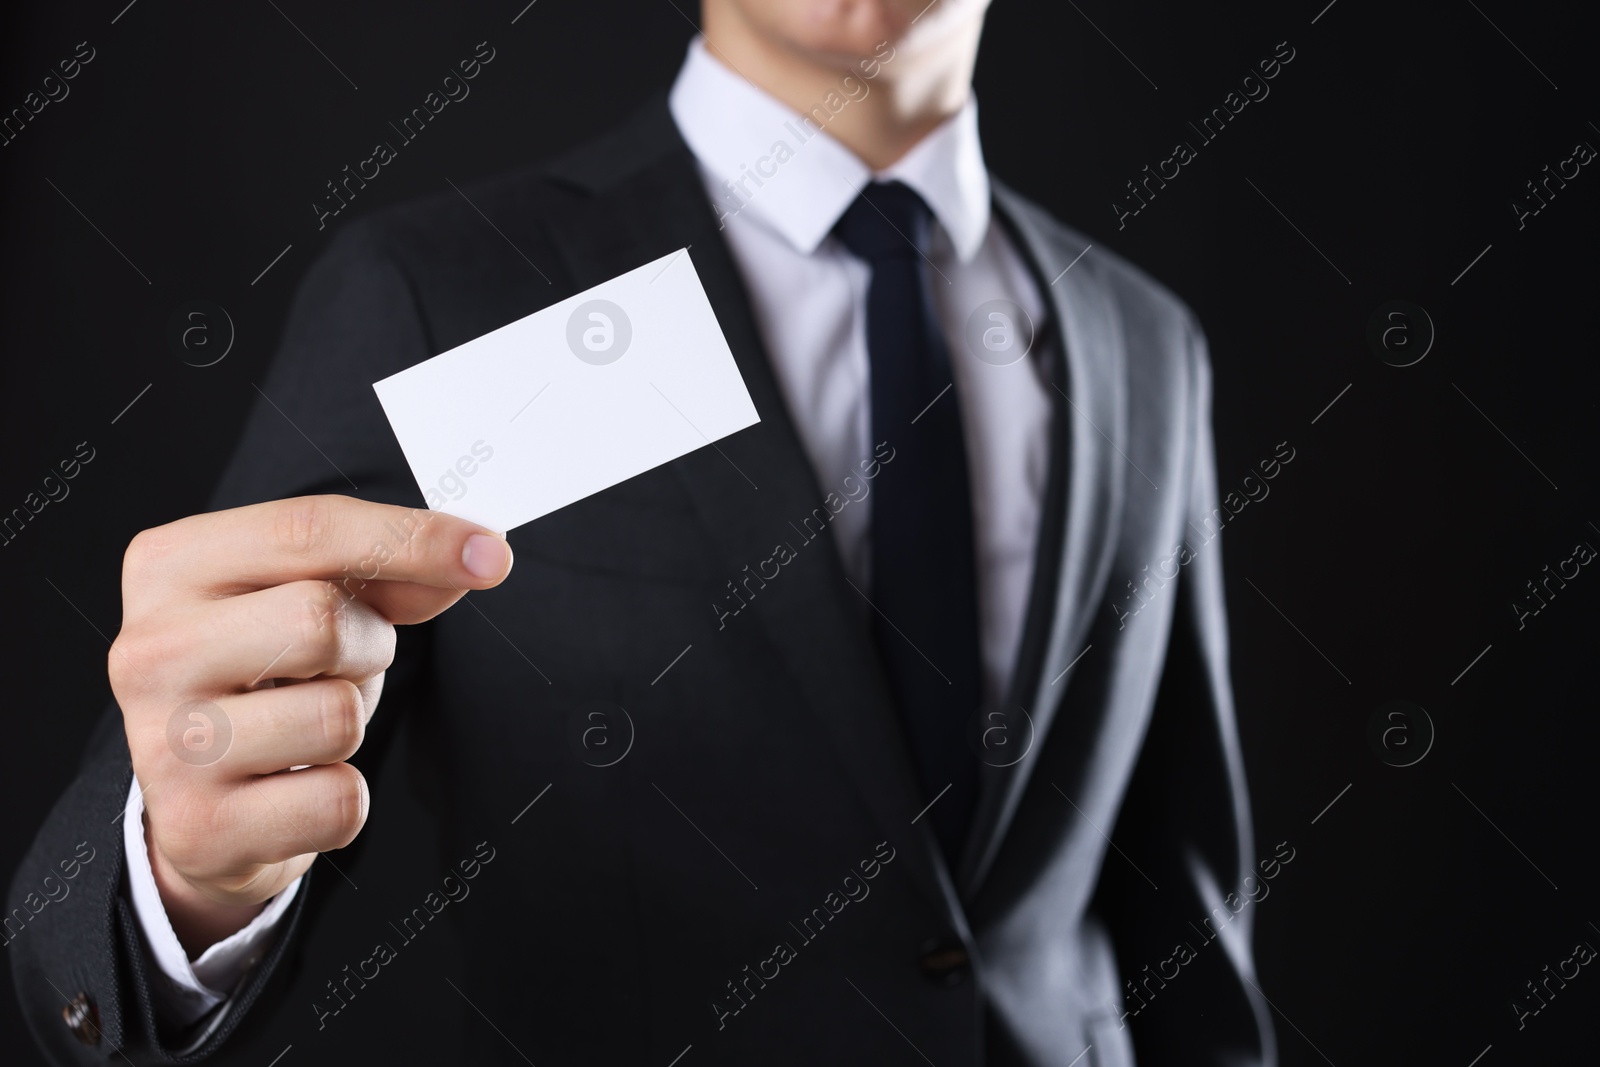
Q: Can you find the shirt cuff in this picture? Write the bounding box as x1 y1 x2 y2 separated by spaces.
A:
122 775 303 1029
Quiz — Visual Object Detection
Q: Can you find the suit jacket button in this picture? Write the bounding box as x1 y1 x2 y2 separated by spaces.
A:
62 992 101 1046
918 942 971 986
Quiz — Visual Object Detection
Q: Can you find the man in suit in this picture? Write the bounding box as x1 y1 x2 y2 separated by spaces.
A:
9 0 1275 1063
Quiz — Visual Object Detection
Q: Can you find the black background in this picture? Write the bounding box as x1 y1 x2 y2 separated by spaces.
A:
3 1 1597 1063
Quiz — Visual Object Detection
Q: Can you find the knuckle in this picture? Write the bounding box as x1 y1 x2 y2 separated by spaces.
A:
150 788 225 868
122 528 154 575
109 624 182 693
122 525 173 576
316 680 365 757
107 636 141 693
391 507 441 573
292 584 343 667
122 518 198 584
274 496 341 559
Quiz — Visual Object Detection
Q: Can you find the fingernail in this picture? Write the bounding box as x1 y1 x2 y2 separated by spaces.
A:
462 534 511 580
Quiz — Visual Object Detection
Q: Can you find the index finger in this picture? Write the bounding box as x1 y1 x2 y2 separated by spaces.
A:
156 495 513 595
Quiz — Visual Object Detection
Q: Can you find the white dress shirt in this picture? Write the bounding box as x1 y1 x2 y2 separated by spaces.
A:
126 34 1056 1030
670 37 1055 710
122 782 302 1034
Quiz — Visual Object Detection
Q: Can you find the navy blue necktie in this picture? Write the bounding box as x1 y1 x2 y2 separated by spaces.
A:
833 181 982 864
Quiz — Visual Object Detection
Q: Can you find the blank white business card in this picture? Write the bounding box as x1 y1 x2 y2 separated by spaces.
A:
373 248 760 531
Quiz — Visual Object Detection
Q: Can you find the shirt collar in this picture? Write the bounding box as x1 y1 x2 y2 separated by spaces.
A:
668 37 991 262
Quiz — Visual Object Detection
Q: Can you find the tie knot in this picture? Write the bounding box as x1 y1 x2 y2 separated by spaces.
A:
833 181 933 263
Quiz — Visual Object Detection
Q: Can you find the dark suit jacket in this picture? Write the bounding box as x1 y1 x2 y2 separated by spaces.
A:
9 95 1274 1067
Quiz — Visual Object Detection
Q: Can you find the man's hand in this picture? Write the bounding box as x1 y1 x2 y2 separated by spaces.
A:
109 495 513 955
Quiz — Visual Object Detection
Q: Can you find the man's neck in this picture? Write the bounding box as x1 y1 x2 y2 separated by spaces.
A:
700 7 980 172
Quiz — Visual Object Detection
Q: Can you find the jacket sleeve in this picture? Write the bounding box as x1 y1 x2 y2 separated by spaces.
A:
6 221 442 1064
1092 315 1278 1067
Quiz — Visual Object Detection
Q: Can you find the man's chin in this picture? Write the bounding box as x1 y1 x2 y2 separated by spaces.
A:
729 0 926 65
799 0 990 64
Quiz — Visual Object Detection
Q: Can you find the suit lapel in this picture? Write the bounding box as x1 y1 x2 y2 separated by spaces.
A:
541 99 966 928
956 184 1128 896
